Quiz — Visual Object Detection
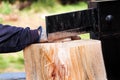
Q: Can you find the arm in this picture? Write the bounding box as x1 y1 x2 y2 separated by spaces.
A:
0 24 40 53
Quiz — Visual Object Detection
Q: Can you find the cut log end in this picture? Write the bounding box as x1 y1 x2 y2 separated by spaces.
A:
24 40 107 80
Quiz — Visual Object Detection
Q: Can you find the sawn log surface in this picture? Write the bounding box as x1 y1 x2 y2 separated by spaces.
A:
23 40 107 80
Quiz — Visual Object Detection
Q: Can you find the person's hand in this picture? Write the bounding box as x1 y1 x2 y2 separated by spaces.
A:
38 26 48 43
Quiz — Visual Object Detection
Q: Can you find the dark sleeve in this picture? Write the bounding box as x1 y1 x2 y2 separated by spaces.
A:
0 24 39 53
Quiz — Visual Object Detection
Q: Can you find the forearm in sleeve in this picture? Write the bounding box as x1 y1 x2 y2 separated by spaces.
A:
0 24 39 53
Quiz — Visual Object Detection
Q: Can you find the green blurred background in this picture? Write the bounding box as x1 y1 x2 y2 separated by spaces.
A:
0 0 88 73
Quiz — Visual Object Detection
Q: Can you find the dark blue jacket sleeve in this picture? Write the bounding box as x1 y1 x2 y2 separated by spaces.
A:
0 24 39 53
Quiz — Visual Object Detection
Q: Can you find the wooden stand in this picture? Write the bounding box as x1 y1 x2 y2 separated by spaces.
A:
23 40 107 80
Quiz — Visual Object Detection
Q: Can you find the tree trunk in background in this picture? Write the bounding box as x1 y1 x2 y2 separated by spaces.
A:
23 40 107 80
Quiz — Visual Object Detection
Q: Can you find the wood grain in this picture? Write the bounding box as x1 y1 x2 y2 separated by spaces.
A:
23 40 107 80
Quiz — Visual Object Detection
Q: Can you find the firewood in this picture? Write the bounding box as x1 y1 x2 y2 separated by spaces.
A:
23 40 107 80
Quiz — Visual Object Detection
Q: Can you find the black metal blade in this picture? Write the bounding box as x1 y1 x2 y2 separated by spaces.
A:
45 8 98 40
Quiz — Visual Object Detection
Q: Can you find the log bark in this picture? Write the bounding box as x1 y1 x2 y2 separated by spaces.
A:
23 40 107 80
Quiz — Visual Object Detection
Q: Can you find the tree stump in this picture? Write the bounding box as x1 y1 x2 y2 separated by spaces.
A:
23 40 107 80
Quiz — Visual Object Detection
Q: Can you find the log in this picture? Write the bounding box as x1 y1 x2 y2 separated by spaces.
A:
23 40 107 80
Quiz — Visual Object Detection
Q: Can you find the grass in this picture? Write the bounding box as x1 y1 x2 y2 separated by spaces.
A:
0 2 12 14
80 33 90 39
0 1 88 14
0 51 24 73
48 1 88 14
22 1 88 14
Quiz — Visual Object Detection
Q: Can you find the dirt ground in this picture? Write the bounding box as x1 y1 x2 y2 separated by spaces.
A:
1 12 48 29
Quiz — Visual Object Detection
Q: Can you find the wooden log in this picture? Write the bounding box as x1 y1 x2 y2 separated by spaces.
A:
23 40 107 80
